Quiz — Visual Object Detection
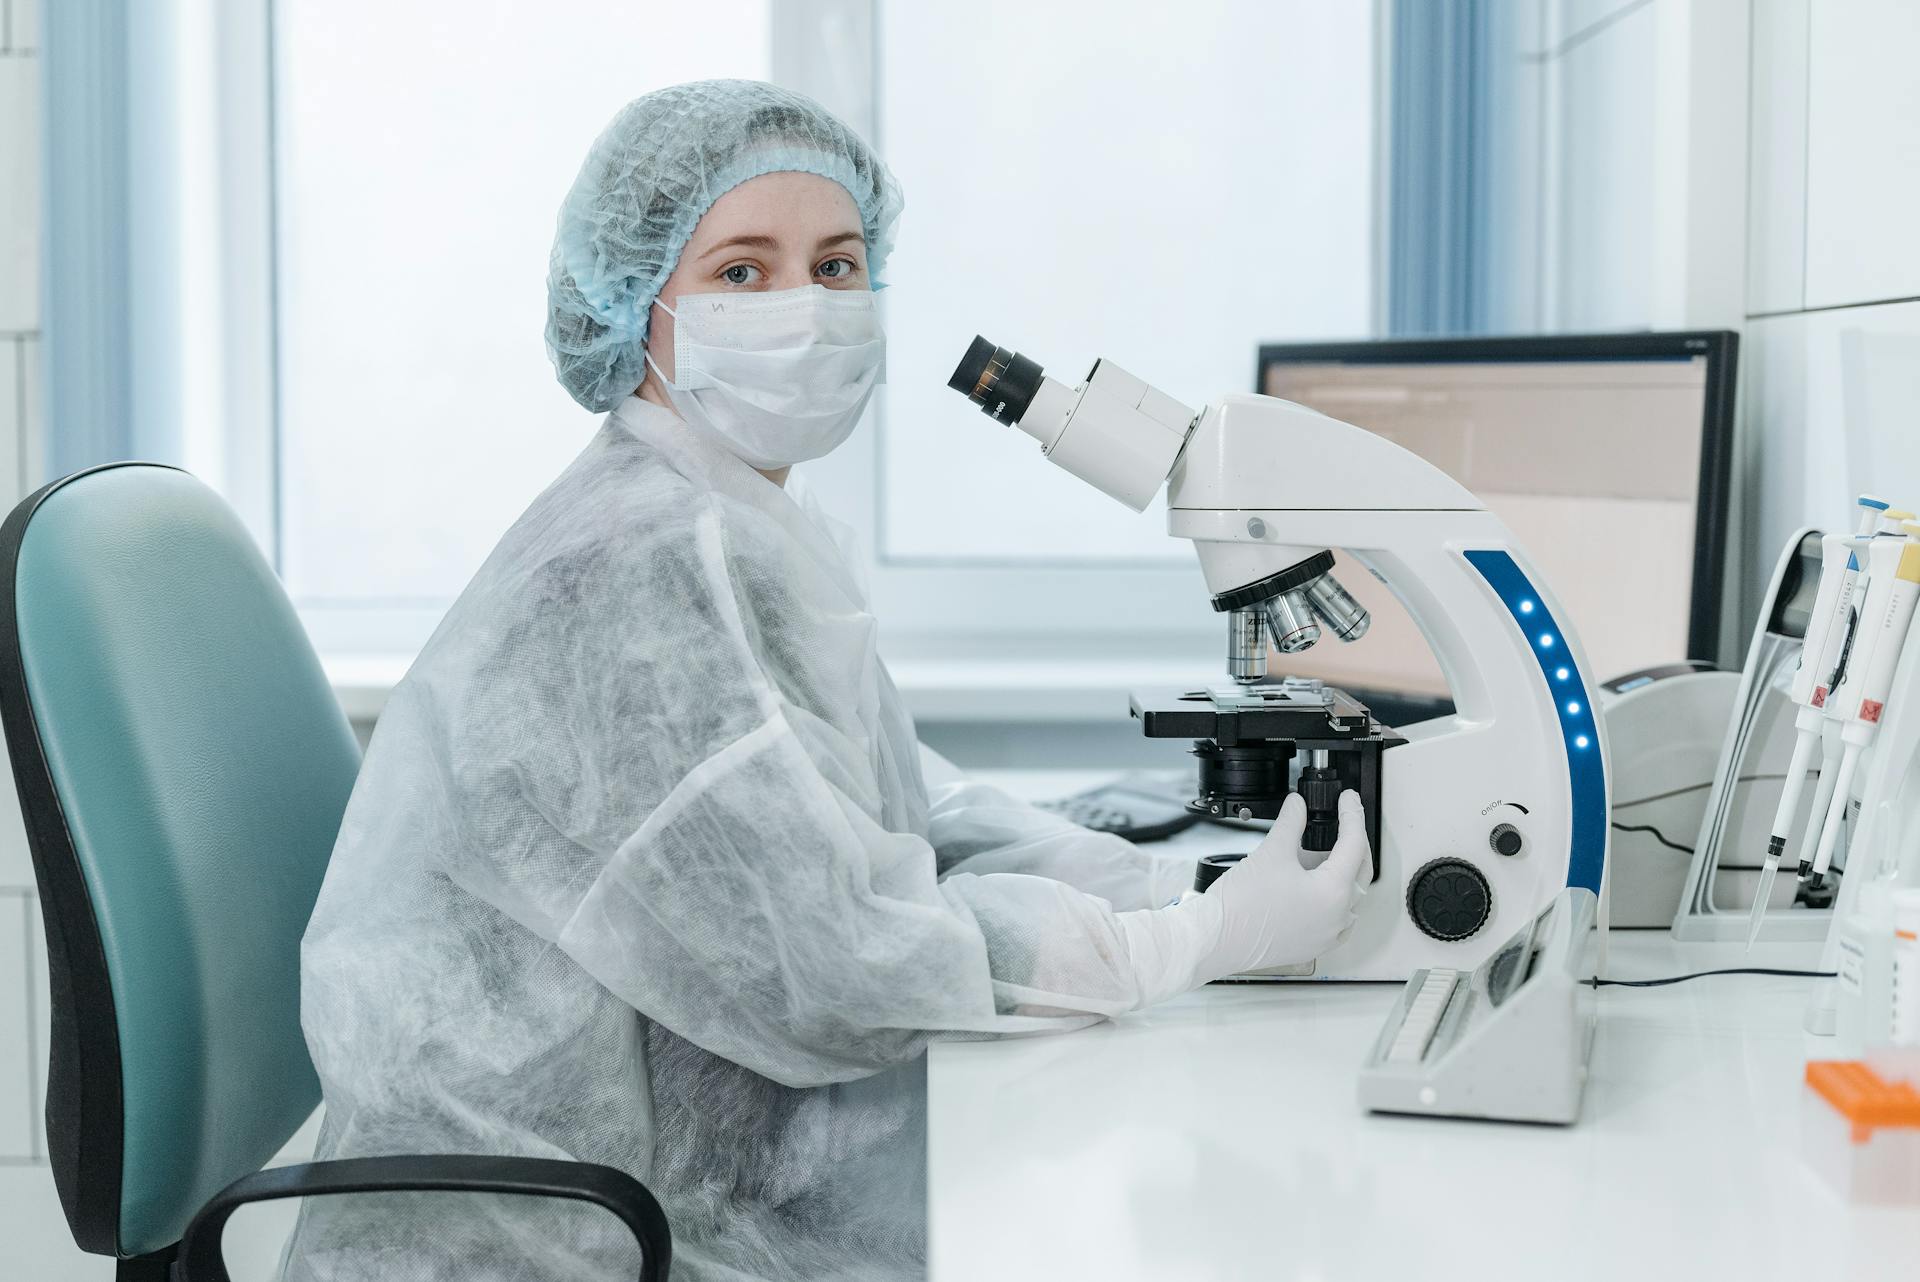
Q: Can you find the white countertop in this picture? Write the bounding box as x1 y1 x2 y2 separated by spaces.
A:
927 776 1920 1282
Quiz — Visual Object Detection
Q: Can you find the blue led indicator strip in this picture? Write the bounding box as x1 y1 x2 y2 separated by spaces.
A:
1462 549 1607 893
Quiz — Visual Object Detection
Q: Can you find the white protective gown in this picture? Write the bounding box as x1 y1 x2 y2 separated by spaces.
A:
282 397 1194 1281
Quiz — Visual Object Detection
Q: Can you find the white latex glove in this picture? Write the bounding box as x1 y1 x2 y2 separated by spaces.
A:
1116 790 1371 1008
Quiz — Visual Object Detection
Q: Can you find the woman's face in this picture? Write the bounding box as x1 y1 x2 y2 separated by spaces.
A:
640 170 868 402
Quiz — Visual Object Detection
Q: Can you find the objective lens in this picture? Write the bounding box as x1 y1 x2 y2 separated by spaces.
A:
947 335 1045 425
1263 589 1322 654
1304 572 1371 642
1226 608 1268 684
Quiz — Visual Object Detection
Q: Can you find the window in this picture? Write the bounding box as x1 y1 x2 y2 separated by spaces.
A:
799 0 1380 687
275 1 771 653
267 0 1377 676
874 1 1377 565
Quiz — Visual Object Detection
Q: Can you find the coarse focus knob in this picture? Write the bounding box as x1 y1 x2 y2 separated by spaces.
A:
1406 858 1493 942
1298 767 1344 853
1489 823 1524 857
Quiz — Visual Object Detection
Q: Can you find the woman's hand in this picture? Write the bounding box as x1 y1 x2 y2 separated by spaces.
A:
1114 790 1372 1007
1194 790 1371 978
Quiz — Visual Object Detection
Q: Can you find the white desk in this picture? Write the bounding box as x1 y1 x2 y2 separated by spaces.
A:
931 775 1920 1282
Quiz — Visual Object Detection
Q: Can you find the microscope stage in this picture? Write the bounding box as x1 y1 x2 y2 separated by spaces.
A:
1129 683 1391 746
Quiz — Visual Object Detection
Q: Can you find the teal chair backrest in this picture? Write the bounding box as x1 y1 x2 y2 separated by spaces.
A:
0 464 362 1259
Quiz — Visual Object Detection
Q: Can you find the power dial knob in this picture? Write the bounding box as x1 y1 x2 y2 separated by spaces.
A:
1406 858 1494 942
1489 823 1524 856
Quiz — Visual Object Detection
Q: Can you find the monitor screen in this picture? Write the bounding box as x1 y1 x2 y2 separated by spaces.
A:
1257 336 1732 698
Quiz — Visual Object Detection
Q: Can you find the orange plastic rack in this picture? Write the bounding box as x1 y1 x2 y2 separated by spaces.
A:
1806 1061 1920 1143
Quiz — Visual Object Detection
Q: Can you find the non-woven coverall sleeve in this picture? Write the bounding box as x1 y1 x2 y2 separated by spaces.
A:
430 496 1193 1087
536 711 1178 1087
917 745 1194 912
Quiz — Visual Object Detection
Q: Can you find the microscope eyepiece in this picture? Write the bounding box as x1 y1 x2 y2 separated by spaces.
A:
945 333 1195 512
948 336 1046 425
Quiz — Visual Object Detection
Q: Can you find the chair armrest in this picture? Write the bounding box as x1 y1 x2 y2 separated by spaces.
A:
174 1154 671 1282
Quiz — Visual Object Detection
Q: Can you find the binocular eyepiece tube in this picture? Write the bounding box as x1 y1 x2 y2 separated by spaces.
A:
946 335 1197 513
948 334 1373 658
948 337 1046 426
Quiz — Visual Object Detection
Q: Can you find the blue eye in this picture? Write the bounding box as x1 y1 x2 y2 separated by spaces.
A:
721 263 759 286
816 257 855 280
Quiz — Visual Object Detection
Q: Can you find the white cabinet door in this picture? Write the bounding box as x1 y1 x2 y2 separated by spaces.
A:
1746 0 1809 316
1741 302 1920 625
1804 0 1920 308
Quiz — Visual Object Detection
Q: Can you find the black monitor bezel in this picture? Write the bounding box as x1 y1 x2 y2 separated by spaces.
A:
1253 331 1739 664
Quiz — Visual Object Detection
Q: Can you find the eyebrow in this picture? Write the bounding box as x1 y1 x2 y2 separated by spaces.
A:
696 230 866 260
697 234 780 259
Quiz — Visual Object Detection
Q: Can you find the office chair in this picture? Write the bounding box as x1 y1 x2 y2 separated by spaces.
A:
0 464 671 1281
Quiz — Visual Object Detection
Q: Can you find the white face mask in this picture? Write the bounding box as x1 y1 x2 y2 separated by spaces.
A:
645 285 885 470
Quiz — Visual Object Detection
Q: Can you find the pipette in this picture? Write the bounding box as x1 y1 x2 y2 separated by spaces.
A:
1803 523 1920 884
1745 496 1890 949
1798 506 1916 885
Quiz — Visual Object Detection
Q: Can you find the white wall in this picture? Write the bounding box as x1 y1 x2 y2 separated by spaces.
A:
1741 0 1920 621
1487 0 1920 642
1480 0 1749 337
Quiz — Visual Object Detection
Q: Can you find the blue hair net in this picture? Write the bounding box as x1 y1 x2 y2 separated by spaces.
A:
546 79 905 413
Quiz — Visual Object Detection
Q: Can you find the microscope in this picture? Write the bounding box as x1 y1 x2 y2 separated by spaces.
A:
947 338 1610 979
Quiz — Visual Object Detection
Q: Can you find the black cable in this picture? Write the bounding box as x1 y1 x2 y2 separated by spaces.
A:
1606 823 1816 872
1591 966 1835 989
1608 824 1849 878
1612 771 1797 810
1610 821 1694 855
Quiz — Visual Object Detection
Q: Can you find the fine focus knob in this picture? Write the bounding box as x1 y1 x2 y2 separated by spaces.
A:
1489 823 1524 857
1406 858 1494 942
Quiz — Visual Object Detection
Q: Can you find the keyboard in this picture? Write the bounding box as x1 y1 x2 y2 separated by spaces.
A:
1358 887 1598 1124
1036 775 1203 843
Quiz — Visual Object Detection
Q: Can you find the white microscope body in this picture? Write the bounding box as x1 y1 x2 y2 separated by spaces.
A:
949 340 1611 980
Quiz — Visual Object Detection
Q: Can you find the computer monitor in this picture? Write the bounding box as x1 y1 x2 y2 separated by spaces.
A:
1254 332 1737 706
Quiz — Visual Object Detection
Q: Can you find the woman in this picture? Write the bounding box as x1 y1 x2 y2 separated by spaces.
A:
284 80 1367 1282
